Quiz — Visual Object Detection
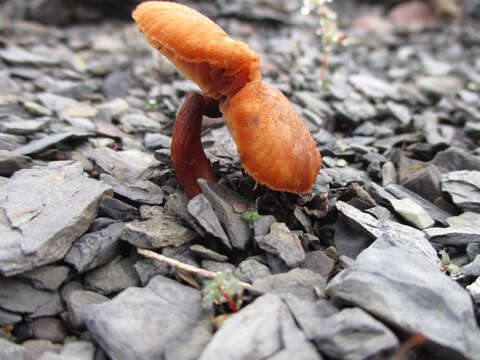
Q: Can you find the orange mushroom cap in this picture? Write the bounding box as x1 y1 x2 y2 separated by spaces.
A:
220 80 322 193
132 1 261 99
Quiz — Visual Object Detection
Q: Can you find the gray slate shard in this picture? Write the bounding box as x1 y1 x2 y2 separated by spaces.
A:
134 258 171 286
187 194 231 249
253 215 277 237
0 150 31 176
462 255 480 277
121 209 197 249
18 265 70 291
0 277 63 318
1 117 49 135
390 198 435 229
66 290 108 330
350 74 398 100
425 226 480 248
441 170 480 212
335 201 439 266
0 46 59 66
309 308 398 360
326 235 480 360
100 173 164 205
190 245 228 262
234 258 272 283
386 183 451 226
84 256 139 295
325 167 364 187
0 161 111 275
86 275 211 360
301 250 335 279
22 317 67 343
144 133 172 150
0 308 22 326
99 196 139 221
166 192 205 236
401 164 443 203
199 294 321 360
0 132 26 151
253 268 326 302
332 100 377 124
447 212 480 228
198 179 251 250
256 223 305 268
334 217 373 259
12 132 90 156
64 222 125 273
0 338 24 360
432 147 480 172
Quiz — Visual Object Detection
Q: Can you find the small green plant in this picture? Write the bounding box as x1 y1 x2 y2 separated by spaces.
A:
301 0 348 86
147 98 158 111
202 272 243 312
439 249 462 278
242 210 260 222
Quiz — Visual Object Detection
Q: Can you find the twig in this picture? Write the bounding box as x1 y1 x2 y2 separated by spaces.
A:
138 248 252 290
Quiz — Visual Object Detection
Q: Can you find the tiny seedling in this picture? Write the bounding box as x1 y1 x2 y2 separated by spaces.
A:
242 210 260 222
439 249 463 279
202 271 243 312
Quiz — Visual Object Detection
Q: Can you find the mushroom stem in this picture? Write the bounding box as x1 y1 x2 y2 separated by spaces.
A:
171 92 218 198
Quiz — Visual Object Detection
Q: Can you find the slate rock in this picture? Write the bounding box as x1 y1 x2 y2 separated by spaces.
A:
253 215 277 237
425 226 480 248
335 201 439 265
59 341 95 360
102 71 129 99
416 75 464 97
21 317 67 343
121 209 197 249
0 338 24 360
23 339 62 360
386 101 411 126
190 244 227 262
467 277 480 305
462 255 480 277
0 133 26 151
386 183 451 226
256 222 305 268
350 74 398 100
86 275 211 360
119 114 162 134
18 265 70 291
1 117 49 135
100 173 164 205
381 161 397 186
334 217 373 259
332 100 377 124
0 277 63 318
0 46 58 66
326 235 480 360
301 250 335 279
166 192 205 236
441 171 480 212
325 167 364 187
390 198 435 229
64 222 124 273
66 290 108 330
447 212 480 228
201 260 235 274
198 179 251 250
433 147 480 172
187 194 231 249
84 256 139 295
12 132 89 156
0 150 31 176
401 164 442 203
134 258 170 286
0 308 22 326
99 196 139 221
144 133 172 150
234 258 272 283
199 294 321 360
309 308 398 360
253 269 326 302
87 148 159 182
0 161 111 275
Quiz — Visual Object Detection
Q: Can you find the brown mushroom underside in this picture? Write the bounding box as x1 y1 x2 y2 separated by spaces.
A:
221 80 322 193
132 1 261 99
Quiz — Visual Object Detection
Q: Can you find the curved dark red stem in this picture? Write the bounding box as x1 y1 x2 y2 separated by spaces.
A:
171 92 218 198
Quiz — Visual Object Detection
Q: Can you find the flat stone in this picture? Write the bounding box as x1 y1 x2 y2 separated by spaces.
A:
309 308 398 360
326 234 480 360
144 133 172 150
199 294 321 360
0 277 63 318
51 341 96 360
84 256 139 295
467 277 480 305
96 98 130 119
23 317 67 343
0 161 111 275
121 208 197 249
0 46 58 66
134 258 171 286
0 133 26 151
401 164 443 203
187 194 231 249
332 100 377 124
119 114 162 133
0 308 22 326
386 101 411 126
253 268 326 302
86 275 211 360
23 339 61 360
0 150 31 176
253 215 277 237
390 198 435 229
416 75 464 96
0 338 24 360
1 117 49 135
198 179 251 250
374 133 423 151
256 223 305 267
18 265 70 291
12 132 89 156
166 192 205 237
350 74 398 100
441 171 480 212
462 255 480 277
190 244 228 262
201 260 235 273
102 71 129 99
334 217 373 259
432 147 480 172
66 290 108 330
447 212 480 228
381 161 397 186
234 258 271 283
64 222 125 273
386 183 451 226
87 147 159 182
99 196 139 221
325 167 364 187
336 201 439 266
100 174 164 206
301 250 336 279
425 226 480 248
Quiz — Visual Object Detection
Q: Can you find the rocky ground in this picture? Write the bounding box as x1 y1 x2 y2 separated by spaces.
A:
1 0 480 359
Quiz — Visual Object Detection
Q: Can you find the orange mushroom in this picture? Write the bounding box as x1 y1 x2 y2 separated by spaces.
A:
133 1 322 198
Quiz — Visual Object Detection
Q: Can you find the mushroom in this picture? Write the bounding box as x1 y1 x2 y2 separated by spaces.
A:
133 1 322 197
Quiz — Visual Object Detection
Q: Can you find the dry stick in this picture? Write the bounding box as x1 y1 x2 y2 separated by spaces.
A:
138 248 252 290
